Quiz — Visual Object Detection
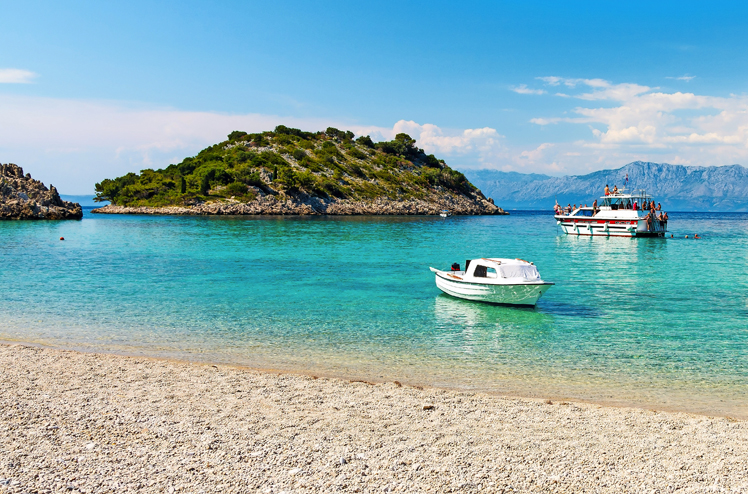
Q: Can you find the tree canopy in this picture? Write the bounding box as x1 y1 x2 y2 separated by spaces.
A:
95 127 477 207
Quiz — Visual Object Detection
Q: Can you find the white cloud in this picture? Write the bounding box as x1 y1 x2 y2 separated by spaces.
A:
667 75 696 82
360 120 507 166
0 95 346 193
511 84 546 95
490 76 748 175
536 76 562 86
519 143 554 162
0 68 37 83
0 95 506 193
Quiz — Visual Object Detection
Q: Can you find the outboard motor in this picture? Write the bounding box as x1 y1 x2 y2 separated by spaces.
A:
451 263 460 271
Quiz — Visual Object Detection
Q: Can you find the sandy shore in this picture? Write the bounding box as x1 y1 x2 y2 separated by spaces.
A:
1 344 746 493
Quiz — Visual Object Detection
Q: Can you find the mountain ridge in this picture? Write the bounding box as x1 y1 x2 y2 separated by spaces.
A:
464 162 748 211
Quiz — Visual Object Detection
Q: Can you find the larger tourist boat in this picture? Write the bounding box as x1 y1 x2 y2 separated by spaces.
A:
554 189 668 237
429 258 553 306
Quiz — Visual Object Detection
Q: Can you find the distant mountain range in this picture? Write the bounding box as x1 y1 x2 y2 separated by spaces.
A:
464 161 748 212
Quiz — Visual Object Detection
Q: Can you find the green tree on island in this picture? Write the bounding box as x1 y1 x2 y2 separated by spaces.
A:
95 126 479 207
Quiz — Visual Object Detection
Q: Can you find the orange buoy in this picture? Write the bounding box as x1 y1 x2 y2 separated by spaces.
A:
59 237 64 241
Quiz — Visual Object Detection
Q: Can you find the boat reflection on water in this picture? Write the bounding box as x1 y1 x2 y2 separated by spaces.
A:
432 293 555 344
428 294 558 392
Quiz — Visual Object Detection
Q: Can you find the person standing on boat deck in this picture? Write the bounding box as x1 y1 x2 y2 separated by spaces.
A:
604 185 610 196
657 202 661 211
633 201 637 211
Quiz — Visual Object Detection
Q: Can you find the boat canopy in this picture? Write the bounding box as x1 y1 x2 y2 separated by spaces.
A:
474 258 541 281
499 263 541 281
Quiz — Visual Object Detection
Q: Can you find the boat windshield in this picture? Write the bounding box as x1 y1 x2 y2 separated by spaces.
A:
573 209 594 217
602 197 636 210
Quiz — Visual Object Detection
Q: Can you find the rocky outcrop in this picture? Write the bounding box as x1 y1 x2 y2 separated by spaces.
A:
92 191 506 216
0 164 83 220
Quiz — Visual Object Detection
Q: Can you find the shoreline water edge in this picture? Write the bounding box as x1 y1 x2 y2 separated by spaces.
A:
1 343 746 493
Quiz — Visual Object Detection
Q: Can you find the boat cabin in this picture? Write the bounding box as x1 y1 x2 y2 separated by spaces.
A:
461 258 542 282
600 191 652 211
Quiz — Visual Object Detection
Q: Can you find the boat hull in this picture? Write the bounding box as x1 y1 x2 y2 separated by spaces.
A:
555 217 667 237
434 273 553 306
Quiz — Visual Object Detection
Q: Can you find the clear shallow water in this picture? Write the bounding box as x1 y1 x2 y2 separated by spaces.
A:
1 210 747 418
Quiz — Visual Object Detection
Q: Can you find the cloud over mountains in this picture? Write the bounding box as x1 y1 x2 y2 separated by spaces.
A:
514 76 748 174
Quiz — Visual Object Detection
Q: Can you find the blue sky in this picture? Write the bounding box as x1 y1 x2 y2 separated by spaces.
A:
2 0 748 193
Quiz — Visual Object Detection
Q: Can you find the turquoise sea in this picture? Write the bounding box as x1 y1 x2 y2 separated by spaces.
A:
1 210 747 418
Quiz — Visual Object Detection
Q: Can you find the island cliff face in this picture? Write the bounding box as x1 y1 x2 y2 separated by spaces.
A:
0 164 83 220
92 127 505 216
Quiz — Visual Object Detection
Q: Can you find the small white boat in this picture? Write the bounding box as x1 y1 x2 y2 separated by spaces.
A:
439 210 452 218
429 258 553 306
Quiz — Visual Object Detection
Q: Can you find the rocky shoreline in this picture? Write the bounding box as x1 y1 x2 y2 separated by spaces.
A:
92 193 507 216
0 164 82 220
0 343 746 493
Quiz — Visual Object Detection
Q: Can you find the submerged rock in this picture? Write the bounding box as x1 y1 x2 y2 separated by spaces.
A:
0 164 82 220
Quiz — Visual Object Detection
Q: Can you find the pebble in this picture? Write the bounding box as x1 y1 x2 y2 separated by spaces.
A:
0 343 747 493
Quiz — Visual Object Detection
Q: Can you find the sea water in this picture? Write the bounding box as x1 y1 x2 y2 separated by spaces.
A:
1 210 747 418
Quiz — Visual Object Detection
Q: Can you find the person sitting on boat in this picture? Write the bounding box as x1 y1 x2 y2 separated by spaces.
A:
612 185 618 194
604 184 610 196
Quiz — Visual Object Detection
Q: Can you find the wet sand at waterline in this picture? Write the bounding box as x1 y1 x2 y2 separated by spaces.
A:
1 344 746 493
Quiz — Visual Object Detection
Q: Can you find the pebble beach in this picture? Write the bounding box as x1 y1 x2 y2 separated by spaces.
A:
1 344 747 493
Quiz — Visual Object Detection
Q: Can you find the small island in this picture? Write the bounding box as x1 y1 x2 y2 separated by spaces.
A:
92 127 506 215
0 164 82 220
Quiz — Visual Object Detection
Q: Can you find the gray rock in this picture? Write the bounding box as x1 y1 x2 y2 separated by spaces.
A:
0 164 82 220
